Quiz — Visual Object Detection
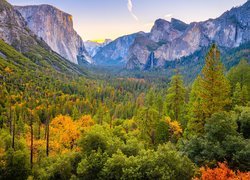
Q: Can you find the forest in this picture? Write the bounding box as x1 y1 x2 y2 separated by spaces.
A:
0 43 250 179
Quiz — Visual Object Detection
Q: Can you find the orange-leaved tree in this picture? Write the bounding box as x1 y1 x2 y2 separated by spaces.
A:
196 162 250 180
50 115 79 154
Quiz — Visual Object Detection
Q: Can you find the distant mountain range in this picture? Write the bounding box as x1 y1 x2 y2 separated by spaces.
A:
84 39 112 57
93 0 250 69
1 0 249 74
92 33 143 66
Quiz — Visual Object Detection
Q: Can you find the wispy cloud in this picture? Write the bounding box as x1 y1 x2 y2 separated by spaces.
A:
127 0 138 21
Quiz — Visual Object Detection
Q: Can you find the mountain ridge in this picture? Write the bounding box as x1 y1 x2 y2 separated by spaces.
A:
93 1 249 69
0 0 87 75
14 4 92 64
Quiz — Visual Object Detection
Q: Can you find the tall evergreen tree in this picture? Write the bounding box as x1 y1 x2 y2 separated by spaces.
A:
186 76 205 137
166 70 186 123
199 44 231 119
233 83 249 106
186 44 231 137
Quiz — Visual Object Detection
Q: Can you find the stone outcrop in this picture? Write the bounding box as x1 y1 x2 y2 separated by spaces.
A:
15 5 91 64
93 32 143 66
85 39 112 57
126 1 250 69
0 0 38 52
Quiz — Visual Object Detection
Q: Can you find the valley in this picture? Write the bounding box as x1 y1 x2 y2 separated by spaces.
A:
0 0 249 179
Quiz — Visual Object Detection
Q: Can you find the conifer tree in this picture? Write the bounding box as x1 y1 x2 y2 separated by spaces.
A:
233 83 249 106
199 44 231 118
166 70 186 123
186 76 205 137
233 82 242 106
186 45 231 137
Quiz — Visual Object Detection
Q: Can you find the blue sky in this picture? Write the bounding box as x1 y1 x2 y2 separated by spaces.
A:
8 0 248 40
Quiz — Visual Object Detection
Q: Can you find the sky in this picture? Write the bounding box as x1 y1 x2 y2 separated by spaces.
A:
8 0 248 41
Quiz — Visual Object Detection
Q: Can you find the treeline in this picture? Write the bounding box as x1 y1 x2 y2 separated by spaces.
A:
0 44 249 179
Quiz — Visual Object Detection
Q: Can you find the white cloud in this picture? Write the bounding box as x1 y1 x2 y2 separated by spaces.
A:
164 13 173 20
127 0 139 21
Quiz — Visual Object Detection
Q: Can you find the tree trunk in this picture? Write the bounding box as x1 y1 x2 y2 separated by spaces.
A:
9 103 12 134
30 118 33 169
12 116 15 150
38 121 41 139
46 117 49 157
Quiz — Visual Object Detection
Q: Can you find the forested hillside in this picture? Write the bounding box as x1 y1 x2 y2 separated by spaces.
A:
0 40 249 179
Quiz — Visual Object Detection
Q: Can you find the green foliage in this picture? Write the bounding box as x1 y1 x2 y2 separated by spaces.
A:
185 76 205 138
199 44 231 118
135 107 160 145
166 71 186 123
155 120 170 144
186 45 232 138
77 150 109 180
182 112 250 171
34 153 79 180
204 112 238 142
227 59 250 93
100 143 195 180
237 107 250 139
79 125 123 155
0 38 249 179
0 149 30 180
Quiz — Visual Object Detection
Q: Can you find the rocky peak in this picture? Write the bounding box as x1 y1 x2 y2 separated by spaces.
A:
93 33 140 66
126 1 250 70
0 0 38 52
150 18 185 42
85 39 112 57
170 18 189 32
15 4 91 64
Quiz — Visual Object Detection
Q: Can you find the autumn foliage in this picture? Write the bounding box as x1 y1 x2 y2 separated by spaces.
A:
196 162 250 180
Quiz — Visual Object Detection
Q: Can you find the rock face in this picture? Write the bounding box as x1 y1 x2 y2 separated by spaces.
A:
0 0 38 52
0 0 86 75
15 5 91 64
93 33 142 66
127 1 250 69
85 39 112 57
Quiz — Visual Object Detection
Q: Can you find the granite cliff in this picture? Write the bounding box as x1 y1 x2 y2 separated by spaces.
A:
15 5 91 64
0 0 38 52
126 1 250 69
93 33 143 66
85 39 112 57
0 0 85 74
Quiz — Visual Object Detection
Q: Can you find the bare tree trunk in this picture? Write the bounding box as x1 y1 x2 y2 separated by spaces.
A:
30 118 33 169
38 121 41 139
9 103 12 134
12 116 15 150
46 117 49 157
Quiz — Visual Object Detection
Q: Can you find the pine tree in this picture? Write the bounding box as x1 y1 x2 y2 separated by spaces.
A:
199 44 231 119
186 76 205 137
233 82 242 106
241 85 249 105
186 45 231 137
166 70 186 123
233 83 249 106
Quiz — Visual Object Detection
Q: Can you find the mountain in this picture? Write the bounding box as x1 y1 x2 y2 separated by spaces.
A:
14 4 92 64
93 32 144 66
127 1 250 69
0 0 86 75
85 39 112 57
